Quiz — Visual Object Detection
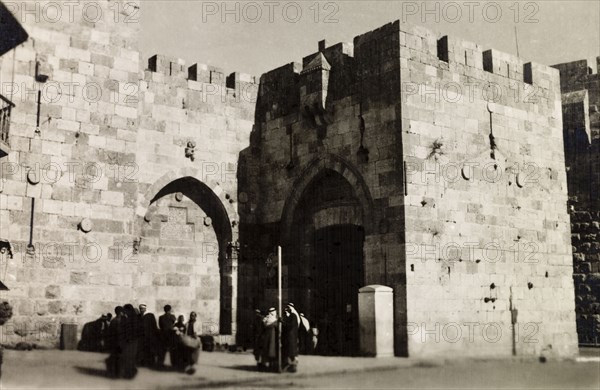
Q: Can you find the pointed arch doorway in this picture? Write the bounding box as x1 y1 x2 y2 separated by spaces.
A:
282 166 370 356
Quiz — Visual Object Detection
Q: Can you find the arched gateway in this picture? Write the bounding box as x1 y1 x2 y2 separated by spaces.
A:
136 169 237 335
279 154 375 356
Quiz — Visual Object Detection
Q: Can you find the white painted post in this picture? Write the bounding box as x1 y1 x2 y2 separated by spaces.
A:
358 285 394 357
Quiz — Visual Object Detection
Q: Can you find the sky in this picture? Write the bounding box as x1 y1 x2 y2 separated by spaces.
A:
139 0 600 77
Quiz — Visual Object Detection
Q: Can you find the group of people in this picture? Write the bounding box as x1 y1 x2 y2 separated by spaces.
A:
78 313 113 353
102 303 201 379
253 303 317 373
80 301 318 377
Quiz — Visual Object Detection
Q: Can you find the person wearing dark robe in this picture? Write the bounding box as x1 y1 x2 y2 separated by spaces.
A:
105 306 125 377
171 315 187 370
252 309 265 369
261 308 278 372
298 313 312 355
119 304 139 379
158 304 176 368
138 304 159 367
97 314 109 352
282 304 299 372
101 313 112 352
78 315 104 352
136 304 146 366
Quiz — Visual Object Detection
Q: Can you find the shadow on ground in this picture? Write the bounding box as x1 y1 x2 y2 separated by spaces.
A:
74 366 110 378
220 364 262 372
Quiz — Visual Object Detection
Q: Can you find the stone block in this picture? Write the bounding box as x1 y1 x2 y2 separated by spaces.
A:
166 273 190 287
70 271 88 285
45 285 61 299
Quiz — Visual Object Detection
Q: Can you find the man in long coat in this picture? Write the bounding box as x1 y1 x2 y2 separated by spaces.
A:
119 304 140 379
139 304 160 367
106 306 125 377
158 304 176 368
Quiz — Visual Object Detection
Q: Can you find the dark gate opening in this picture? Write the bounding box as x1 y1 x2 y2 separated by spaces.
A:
283 168 367 356
312 224 364 356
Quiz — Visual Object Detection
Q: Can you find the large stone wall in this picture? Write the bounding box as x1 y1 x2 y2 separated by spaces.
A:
240 21 578 358
0 1 581 357
553 58 600 345
0 0 256 346
401 23 575 358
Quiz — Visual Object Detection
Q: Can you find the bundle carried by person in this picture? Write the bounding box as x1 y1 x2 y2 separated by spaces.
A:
178 332 202 349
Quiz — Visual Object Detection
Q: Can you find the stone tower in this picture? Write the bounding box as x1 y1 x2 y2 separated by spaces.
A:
553 58 600 346
239 21 578 358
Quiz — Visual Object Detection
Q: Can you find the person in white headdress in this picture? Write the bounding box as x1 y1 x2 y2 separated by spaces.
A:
286 303 301 327
281 303 299 372
260 308 278 371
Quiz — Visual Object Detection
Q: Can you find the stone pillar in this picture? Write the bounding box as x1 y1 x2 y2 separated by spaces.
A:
358 285 394 357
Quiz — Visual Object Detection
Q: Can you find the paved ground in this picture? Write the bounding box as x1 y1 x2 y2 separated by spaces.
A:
0 348 598 389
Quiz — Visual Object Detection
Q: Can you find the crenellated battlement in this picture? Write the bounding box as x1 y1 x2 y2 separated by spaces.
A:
147 54 258 92
401 22 559 87
552 57 600 93
553 58 599 77
262 20 559 96
259 19 560 123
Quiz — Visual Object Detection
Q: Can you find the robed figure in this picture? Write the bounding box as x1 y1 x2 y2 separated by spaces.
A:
260 308 278 371
281 304 299 372
158 305 176 368
139 305 160 367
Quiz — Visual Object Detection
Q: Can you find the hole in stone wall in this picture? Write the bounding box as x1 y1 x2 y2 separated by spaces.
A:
524 63 533 84
437 36 449 62
410 264 414 272
545 271 549 278
528 282 534 289
483 51 493 73
476 259 481 263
